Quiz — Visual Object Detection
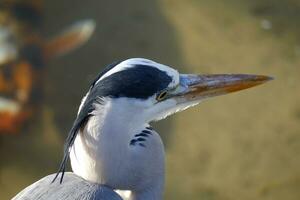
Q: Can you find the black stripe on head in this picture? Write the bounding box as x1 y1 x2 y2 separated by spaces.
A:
91 64 173 99
90 61 122 89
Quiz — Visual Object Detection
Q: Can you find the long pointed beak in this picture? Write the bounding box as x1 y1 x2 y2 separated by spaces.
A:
174 74 273 102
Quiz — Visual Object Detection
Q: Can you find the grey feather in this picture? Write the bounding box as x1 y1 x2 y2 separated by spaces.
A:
12 173 123 200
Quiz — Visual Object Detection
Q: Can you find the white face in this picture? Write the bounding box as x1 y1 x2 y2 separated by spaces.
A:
134 83 202 123
100 58 200 123
122 67 201 122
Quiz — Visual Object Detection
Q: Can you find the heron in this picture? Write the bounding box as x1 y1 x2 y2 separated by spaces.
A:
12 58 272 200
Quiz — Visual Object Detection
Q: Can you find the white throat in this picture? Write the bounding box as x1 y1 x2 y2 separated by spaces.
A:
70 98 165 200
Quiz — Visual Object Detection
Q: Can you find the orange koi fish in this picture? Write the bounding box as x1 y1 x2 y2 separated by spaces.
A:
0 0 95 134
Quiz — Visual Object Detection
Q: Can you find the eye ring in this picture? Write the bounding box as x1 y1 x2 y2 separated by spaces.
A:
156 90 168 101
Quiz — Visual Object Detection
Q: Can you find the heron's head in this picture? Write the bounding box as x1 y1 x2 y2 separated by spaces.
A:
79 58 272 124
54 58 272 183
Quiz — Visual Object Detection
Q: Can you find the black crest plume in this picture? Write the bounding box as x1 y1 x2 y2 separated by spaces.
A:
52 61 121 183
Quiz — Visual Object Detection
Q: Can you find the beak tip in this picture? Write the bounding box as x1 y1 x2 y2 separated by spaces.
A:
259 75 274 83
268 76 275 81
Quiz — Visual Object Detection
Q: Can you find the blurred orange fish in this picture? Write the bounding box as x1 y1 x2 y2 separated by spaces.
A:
0 0 95 134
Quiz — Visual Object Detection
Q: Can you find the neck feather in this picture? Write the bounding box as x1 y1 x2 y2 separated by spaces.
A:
70 98 165 200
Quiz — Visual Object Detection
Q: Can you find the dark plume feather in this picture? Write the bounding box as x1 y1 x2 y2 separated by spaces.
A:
52 61 121 183
52 101 94 183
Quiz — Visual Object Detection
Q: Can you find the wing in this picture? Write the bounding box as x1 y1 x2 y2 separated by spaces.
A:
12 173 123 200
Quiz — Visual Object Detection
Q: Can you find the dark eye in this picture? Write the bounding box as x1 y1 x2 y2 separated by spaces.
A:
156 91 168 101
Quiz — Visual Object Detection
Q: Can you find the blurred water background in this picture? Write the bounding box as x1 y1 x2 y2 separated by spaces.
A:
1 0 300 199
